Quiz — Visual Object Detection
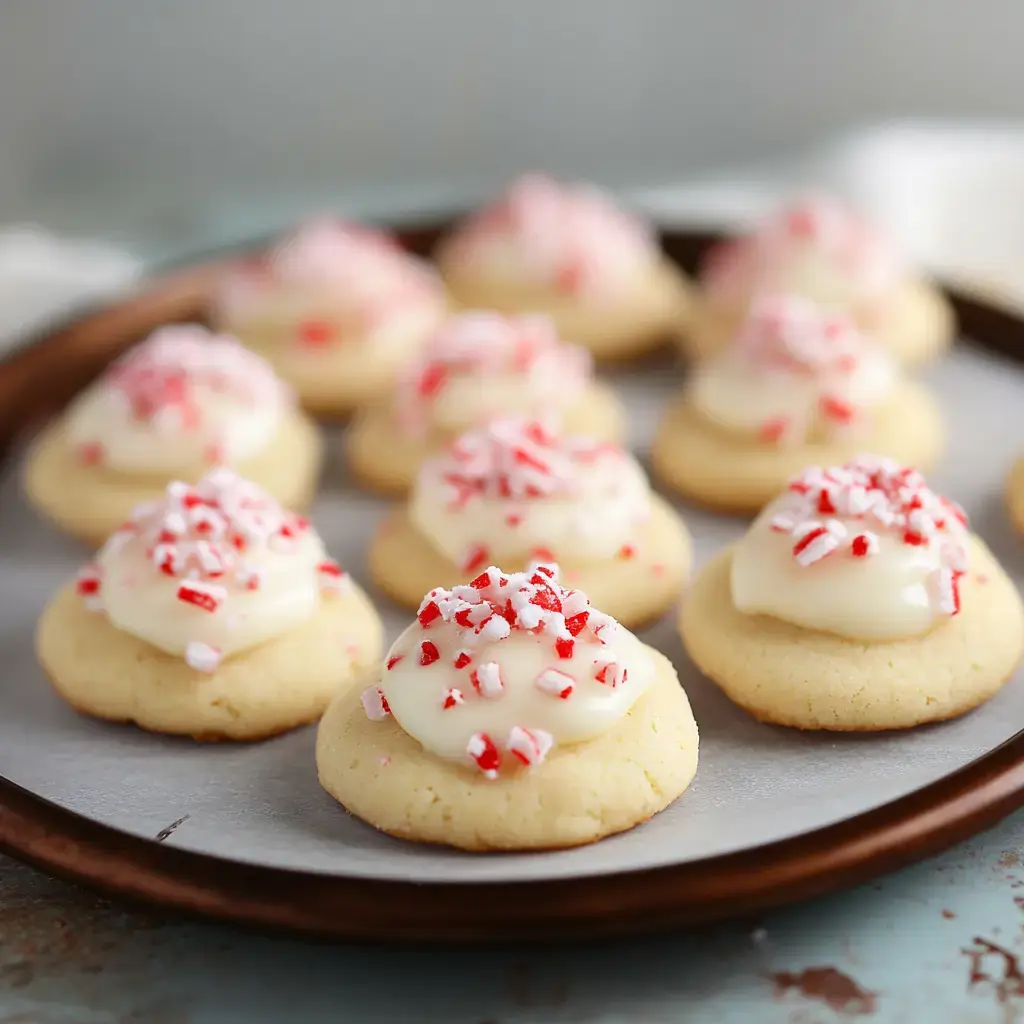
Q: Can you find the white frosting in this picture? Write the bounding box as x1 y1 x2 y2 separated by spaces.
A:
80 469 346 670
704 196 906 310
443 174 658 298
409 419 651 571
64 325 287 475
216 217 445 339
394 311 591 437
370 564 654 774
730 456 970 640
687 296 897 443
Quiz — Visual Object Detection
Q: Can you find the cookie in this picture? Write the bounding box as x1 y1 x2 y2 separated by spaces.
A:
434 174 691 361
23 325 322 546
214 218 446 416
317 564 699 850
683 197 954 368
653 297 945 513
368 419 692 629
346 311 627 495
681 456 1024 730
37 469 383 740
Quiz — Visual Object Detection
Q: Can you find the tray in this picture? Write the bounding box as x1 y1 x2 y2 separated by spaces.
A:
0 226 1022 943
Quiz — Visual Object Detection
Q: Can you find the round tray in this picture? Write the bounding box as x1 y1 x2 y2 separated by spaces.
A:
1 225 1023 943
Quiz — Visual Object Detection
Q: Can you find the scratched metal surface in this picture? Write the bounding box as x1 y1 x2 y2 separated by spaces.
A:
0 812 1024 1021
0 346 1022 887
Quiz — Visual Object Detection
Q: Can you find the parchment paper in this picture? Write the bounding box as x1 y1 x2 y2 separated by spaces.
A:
0 344 1021 884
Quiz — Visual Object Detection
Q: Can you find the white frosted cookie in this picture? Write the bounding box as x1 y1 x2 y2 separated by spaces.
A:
36 469 383 740
684 197 954 368
347 311 627 495
24 325 322 546
434 174 691 361
681 456 1024 730
213 218 446 416
652 296 944 513
1008 455 1024 535
368 418 692 629
317 564 699 850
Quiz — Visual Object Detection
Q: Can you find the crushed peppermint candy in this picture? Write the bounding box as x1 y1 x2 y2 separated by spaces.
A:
75 563 103 611
727 295 883 444
769 455 969 618
361 686 391 721
507 726 554 766
444 173 656 297
466 732 502 778
185 641 222 674
394 311 591 436
425 418 625 508
104 324 287 432
702 195 904 304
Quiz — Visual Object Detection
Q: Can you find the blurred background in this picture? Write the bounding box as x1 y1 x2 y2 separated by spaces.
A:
1 0 1023 327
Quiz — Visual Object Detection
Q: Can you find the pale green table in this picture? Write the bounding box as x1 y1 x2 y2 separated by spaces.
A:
0 810 1022 1022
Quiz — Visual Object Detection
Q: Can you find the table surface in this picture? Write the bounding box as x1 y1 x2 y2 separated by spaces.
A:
1 808 1022 1023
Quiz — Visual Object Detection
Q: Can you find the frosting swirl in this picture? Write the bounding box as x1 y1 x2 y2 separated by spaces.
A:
77 468 347 672
217 217 444 346
394 311 591 437
409 419 651 572
363 563 655 775
703 196 906 310
731 455 970 640
65 325 289 475
688 295 896 444
442 174 658 298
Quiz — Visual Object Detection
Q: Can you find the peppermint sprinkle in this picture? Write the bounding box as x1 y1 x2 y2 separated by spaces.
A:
425 417 624 508
75 564 103 612
467 732 502 778
507 726 554 767
360 687 391 721
772 455 969 618
185 641 222 674
535 668 575 700
470 661 504 698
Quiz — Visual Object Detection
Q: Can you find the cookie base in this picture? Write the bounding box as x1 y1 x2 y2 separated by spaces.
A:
316 646 698 851
682 277 955 368
680 541 1024 731
368 495 692 630
651 380 944 514
346 380 628 497
23 408 322 548
36 581 384 741
438 256 692 362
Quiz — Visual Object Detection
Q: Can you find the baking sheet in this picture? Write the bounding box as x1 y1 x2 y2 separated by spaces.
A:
0 344 1021 885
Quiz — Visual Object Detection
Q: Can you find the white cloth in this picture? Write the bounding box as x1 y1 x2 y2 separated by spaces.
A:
0 227 140 355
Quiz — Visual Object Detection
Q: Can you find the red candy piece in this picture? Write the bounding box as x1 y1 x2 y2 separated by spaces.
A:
555 637 574 659
467 732 501 777
419 641 441 666
386 655 403 671
297 320 335 347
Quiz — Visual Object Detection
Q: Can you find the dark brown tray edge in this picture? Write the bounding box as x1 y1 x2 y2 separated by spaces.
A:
0 226 1023 943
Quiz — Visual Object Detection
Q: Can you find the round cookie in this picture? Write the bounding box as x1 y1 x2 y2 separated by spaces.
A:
367 417 692 630
23 324 322 546
38 579 382 741
36 468 384 741
317 564 699 851
682 540 1022 731
653 296 945 514
434 174 691 362
681 457 1024 731
25 407 321 547
652 380 944 514
214 218 447 417
371 494 691 630
1007 455 1024 535
683 197 954 368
